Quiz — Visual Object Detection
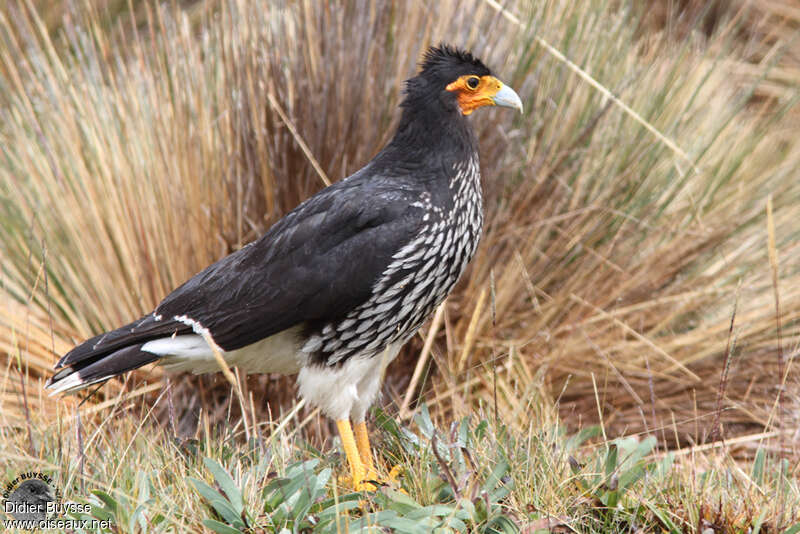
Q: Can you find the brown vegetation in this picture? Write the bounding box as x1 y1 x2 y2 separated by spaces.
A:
1 0 798 461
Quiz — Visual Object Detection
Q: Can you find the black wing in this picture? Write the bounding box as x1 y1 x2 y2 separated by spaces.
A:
154 174 425 351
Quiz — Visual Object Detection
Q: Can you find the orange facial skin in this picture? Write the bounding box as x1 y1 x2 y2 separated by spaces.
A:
445 74 505 115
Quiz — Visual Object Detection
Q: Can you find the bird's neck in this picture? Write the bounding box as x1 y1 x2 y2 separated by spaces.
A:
376 99 478 173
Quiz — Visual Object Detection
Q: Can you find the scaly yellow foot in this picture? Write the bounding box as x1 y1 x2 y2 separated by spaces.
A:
353 420 405 490
353 420 379 482
336 419 376 491
387 464 404 483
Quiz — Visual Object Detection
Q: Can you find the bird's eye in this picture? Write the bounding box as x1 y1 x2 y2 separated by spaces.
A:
466 76 480 90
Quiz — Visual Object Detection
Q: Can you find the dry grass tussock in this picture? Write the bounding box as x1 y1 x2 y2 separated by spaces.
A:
1 0 798 457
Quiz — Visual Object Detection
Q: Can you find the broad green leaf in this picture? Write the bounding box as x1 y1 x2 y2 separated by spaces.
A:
91 490 119 514
483 515 520 534
203 457 244 516
202 518 244 534
188 477 245 528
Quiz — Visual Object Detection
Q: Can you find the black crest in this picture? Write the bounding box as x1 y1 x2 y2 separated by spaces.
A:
400 44 492 114
418 44 491 81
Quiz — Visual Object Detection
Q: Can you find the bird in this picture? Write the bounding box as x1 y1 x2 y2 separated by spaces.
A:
46 44 522 491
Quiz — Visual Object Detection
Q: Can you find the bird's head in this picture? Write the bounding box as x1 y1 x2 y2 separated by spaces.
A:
407 44 523 116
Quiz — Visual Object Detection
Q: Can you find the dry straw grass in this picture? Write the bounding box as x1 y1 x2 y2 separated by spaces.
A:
1 0 798 456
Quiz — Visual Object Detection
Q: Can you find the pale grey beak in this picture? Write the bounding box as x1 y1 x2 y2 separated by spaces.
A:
492 83 523 114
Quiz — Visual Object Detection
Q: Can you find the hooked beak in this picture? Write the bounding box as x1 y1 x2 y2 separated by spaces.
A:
492 83 523 114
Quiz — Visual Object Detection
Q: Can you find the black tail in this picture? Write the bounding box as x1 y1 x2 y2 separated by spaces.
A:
46 344 159 394
47 313 190 394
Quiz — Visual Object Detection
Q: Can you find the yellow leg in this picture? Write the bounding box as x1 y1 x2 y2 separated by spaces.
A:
353 420 378 482
354 420 405 488
336 420 374 491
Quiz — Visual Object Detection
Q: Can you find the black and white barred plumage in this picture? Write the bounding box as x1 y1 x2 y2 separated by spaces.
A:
47 44 521 422
303 156 482 366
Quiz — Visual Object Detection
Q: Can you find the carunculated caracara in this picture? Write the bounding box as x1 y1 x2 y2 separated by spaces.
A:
47 44 523 491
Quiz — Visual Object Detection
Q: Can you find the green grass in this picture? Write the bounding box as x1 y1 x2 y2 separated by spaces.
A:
2 402 799 533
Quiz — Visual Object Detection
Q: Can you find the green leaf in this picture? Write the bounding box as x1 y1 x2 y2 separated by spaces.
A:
263 458 321 512
264 472 315 515
130 503 150 534
488 485 511 505
618 436 655 471
285 458 320 479
285 474 318 520
605 488 618 509
415 404 435 439
457 498 476 521
317 499 362 523
315 493 363 510
313 467 332 496
752 447 765 486
384 488 423 515
475 420 489 441
130 471 153 533
564 426 601 451
91 490 119 514
457 418 470 448
188 477 246 529
484 460 513 505
369 512 432 533
483 515 520 534
202 519 244 534
483 460 509 493
375 407 422 455
616 463 645 492
203 457 244 516
604 444 618 479
406 504 459 520
643 501 681 534
440 515 468 533
88 504 114 522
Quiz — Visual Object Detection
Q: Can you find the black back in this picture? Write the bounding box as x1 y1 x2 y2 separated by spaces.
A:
56 44 492 366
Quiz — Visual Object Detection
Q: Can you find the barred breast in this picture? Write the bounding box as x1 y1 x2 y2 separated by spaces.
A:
303 156 483 366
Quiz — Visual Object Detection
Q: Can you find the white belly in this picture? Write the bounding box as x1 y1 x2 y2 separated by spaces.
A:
297 342 402 421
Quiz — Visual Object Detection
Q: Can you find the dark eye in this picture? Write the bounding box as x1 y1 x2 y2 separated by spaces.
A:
466 76 480 90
